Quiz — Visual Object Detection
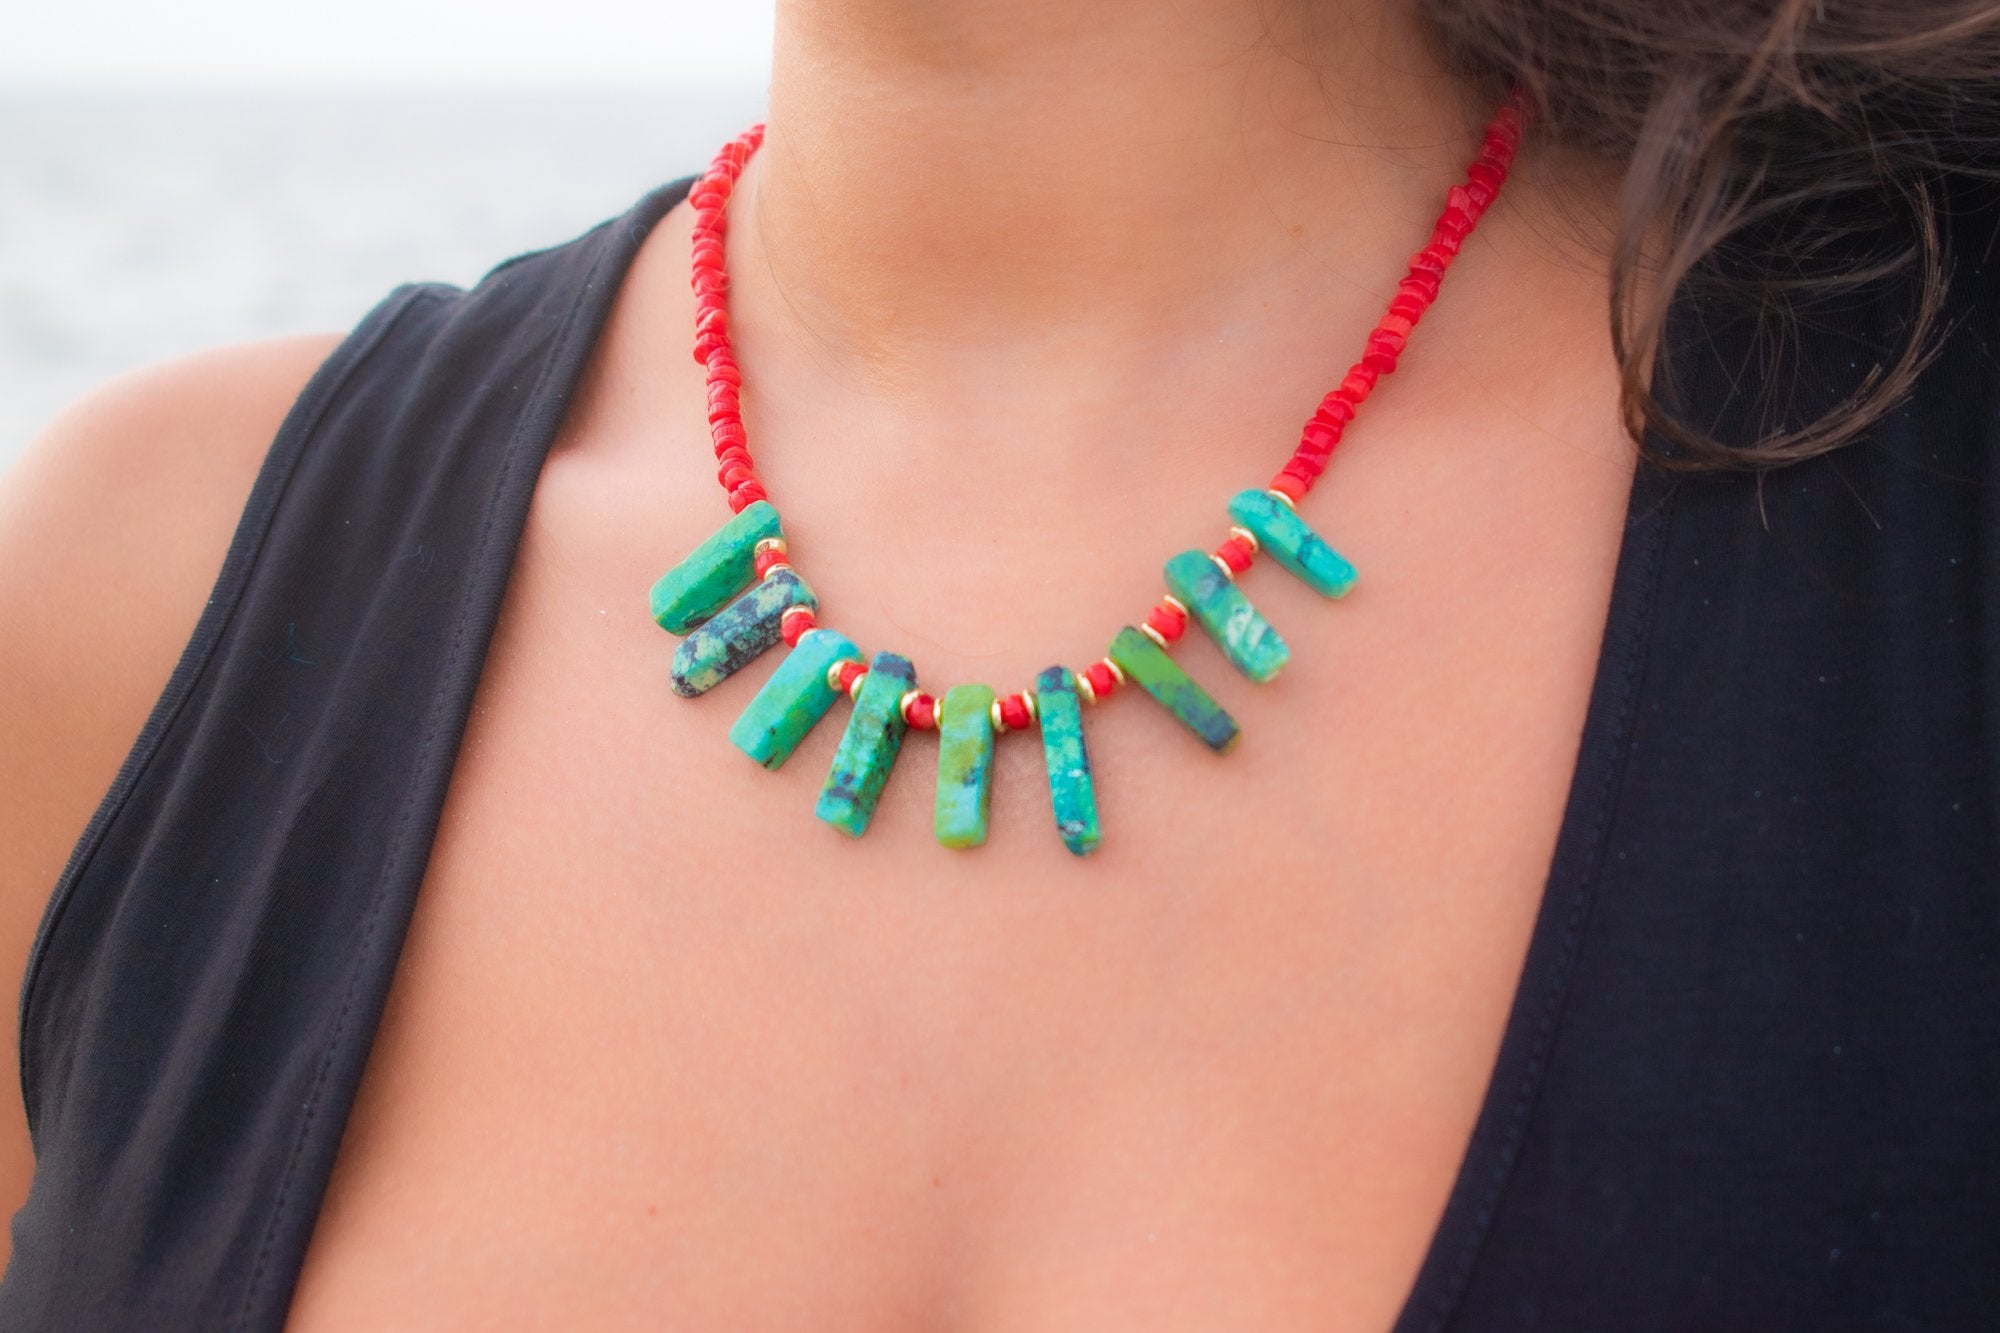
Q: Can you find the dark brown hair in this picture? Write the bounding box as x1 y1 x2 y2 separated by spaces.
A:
1420 0 2000 468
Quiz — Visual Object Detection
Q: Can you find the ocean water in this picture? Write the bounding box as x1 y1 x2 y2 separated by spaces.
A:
0 87 765 471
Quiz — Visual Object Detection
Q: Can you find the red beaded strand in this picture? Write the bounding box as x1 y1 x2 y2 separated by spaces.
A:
692 94 1525 728
1270 91 1527 500
689 125 770 515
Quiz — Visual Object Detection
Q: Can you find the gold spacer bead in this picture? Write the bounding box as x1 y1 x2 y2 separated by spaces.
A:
760 559 793 579
1075 674 1097 705
899 688 923 725
1140 624 1169 650
825 659 847 691
1228 525 1260 554
848 670 868 702
1266 487 1298 509
1102 657 1127 687
753 536 789 556
1022 691 1039 724
990 697 1008 734
1209 553 1235 580
1161 594 1188 616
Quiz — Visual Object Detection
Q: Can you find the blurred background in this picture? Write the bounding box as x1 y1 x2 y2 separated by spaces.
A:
1 0 774 469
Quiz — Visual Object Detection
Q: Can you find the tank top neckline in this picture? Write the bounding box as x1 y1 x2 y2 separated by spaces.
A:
29 173 1681 1329
302 179 1678 1330
349 178 1676 1329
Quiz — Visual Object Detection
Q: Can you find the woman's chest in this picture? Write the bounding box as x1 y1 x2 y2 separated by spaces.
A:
282 419 1635 1329
284 809 1541 1332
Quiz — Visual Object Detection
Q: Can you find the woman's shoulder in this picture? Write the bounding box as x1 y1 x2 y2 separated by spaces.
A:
0 181 687 913
0 332 343 1262
0 334 344 894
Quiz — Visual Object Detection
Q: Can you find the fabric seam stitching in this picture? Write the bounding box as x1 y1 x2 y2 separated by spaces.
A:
14 284 450 1134
1422 467 1681 1331
235 242 623 1330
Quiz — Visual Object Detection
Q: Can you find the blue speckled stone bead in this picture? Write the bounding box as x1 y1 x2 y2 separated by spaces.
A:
1226 489 1357 598
669 567 815 698
1162 550 1289 683
1035 666 1100 857
728 628 864 770
815 652 916 837
649 500 784 634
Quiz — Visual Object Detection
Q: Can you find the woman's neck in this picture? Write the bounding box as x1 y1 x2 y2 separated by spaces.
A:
740 0 1497 382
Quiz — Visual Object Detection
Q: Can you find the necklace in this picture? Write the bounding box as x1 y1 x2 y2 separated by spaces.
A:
649 96 1526 855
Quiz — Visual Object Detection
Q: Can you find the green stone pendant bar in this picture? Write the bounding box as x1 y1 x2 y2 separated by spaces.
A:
1226 489 1357 598
933 683 998 849
1035 666 1101 857
1106 626 1239 752
727 628 864 770
815 651 916 837
670 567 816 698
1162 550 1289 684
649 499 783 634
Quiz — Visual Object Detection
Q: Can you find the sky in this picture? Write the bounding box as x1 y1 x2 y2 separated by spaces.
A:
5 0 775 89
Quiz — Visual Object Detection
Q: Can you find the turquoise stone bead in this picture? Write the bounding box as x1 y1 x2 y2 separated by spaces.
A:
1162 550 1289 683
1035 666 1100 857
1226 489 1357 598
727 629 864 770
815 651 916 837
669 567 815 698
649 500 783 634
1106 626 1239 752
934 683 997 849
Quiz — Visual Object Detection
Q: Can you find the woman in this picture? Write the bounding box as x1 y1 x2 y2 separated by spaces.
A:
0 0 1993 1327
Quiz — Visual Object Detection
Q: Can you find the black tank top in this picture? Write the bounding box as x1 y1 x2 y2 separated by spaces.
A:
4 176 1996 1331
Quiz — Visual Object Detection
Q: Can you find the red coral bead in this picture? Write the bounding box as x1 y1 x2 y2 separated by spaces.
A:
780 605 817 647
1269 470 1310 502
999 695 1033 732
1402 269 1442 301
1215 537 1254 573
1086 661 1119 698
1318 396 1356 426
1146 601 1188 642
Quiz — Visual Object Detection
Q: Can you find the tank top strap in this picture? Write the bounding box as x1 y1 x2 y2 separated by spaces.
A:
3 178 690 1331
